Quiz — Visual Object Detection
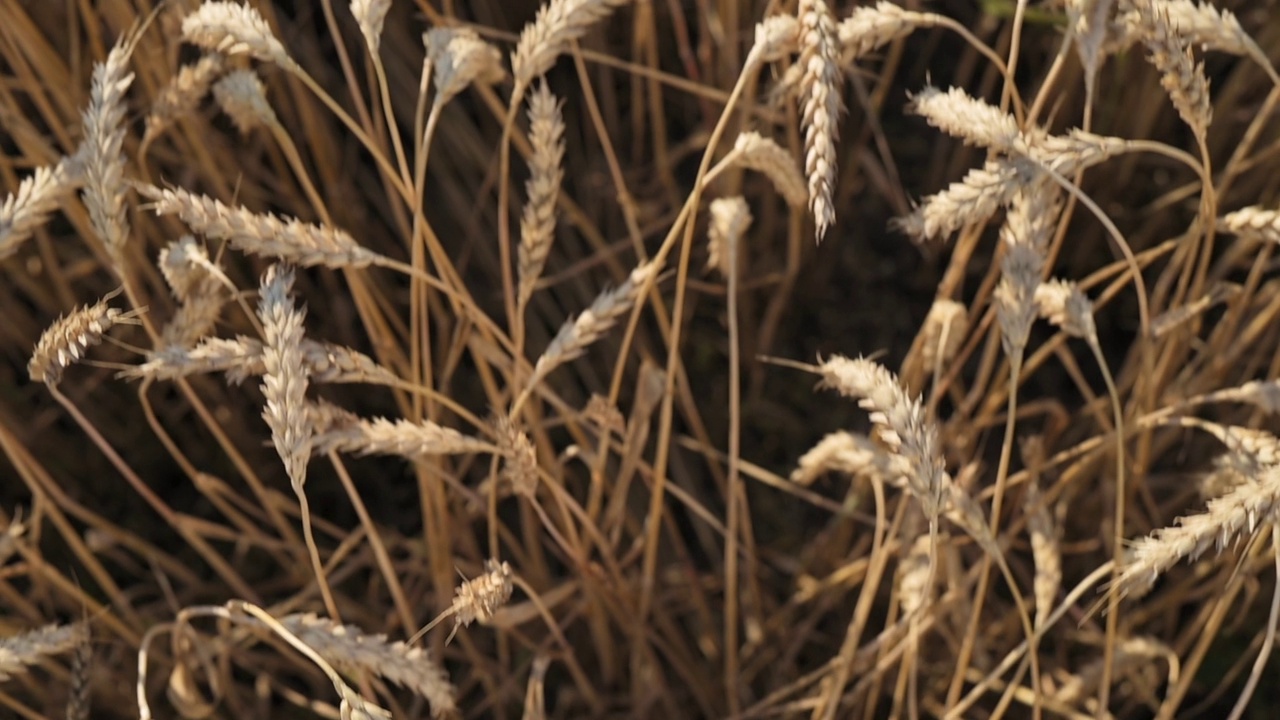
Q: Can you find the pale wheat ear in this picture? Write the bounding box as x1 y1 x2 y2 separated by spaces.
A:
181 1 295 70
510 0 631 96
0 158 82 261
143 54 227 144
349 0 391 53
29 296 144 386
212 68 277 132
797 0 843 242
517 80 566 311
0 623 87 681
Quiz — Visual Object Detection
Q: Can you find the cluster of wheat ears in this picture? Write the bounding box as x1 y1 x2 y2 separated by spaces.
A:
4 0 1280 717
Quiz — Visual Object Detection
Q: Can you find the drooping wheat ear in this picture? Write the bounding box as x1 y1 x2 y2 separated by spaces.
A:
213 69 277 132
510 0 631 93
0 623 86 680
790 430 908 486
1125 0 1212 136
496 417 539 497
518 81 565 309
1069 0 1116 82
158 236 224 300
1115 461 1280 598
424 27 505 110
257 265 310 489
917 298 968 370
1221 205 1280 244
124 337 398 386
731 132 808 208
1035 278 1097 340
995 185 1060 357
753 14 799 62
706 196 752 277
446 560 515 642
81 23 144 260
349 0 391 53
181 2 296 70
529 259 658 387
817 356 946 523
798 0 843 242
29 298 141 385
894 158 1029 242
160 290 230 350
1115 0 1267 63
64 621 92 720
137 184 382 268
0 157 81 261
144 53 227 141
838 2 930 63
1024 483 1061 628
278 613 456 717
310 409 497 459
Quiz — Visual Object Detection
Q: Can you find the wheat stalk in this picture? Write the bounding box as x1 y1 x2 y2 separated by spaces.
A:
798 0 843 242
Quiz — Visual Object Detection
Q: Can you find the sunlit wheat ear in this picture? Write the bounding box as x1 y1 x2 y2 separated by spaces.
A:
706 196 751 277
277 613 456 717
1115 0 1273 76
137 184 382 268
213 69 277 132
753 14 799 62
894 158 1029 242
424 27 504 109
81 21 144 261
1115 460 1280 598
1220 205 1280 243
257 264 310 490
798 0 843 242
1197 450 1255 500
309 408 497 459
349 0 391 53
144 53 226 142
0 157 81 260
528 260 659 388
496 417 539 497
29 298 142 386
518 81 565 309
731 132 808 208
0 623 86 680
839 1 932 63
510 0 630 93
816 356 946 525
790 430 909 486
908 85 1022 150
1125 0 1212 136
1035 278 1097 340
446 560 515 643
182 1 296 70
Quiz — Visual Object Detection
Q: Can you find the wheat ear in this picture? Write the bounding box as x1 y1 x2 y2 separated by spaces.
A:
730 132 808 208
81 22 144 260
518 81 566 309
510 0 630 93
181 1 295 70
349 0 391 53
144 53 227 142
0 623 86 680
798 0 843 242
1125 0 1213 136
894 158 1029 242
29 297 141 386
212 69 277 132
0 158 81 260
257 265 310 489
309 407 498 459
707 196 752 277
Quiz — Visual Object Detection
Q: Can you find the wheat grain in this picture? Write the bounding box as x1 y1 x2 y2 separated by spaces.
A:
138 184 382 268
706 196 751 277
731 132 808 208
213 68 277 132
182 2 295 70
510 0 630 91
258 265 310 489
29 298 139 385
798 0 843 242
518 81 565 309
278 613 456 716
817 356 946 522
0 623 86 681
144 54 227 141
0 158 81 261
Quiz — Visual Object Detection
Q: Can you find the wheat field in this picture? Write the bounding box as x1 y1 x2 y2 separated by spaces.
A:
3 0 1280 717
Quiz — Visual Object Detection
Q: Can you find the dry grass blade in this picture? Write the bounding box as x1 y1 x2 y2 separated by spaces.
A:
29 297 140 385
798 0 843 242
518 81 565 309
279 613 457 716
137 184 382 268
510 0 630 92
0 623 86 681
257 265 310 489
0 158 81 260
